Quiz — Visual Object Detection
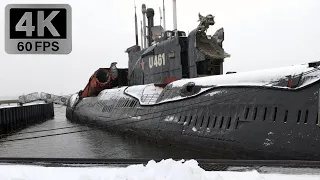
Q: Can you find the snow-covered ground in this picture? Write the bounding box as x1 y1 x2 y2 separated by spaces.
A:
0 159 319 180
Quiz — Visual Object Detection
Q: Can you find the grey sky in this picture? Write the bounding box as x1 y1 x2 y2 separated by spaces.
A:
0 0 319 98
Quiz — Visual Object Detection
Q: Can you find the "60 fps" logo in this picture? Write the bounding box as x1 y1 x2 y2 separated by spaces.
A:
5 4 72 54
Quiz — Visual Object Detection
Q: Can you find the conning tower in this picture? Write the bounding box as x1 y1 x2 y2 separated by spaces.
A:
125 1 230 86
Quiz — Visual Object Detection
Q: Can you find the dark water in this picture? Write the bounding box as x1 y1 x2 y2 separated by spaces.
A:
0 106 212 159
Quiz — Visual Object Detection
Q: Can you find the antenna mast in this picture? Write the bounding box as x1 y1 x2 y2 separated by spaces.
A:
172 0 177 30
134 0 139 46
159 7 162 27
142 4 147 48
140 20 143 48
163 0 166 31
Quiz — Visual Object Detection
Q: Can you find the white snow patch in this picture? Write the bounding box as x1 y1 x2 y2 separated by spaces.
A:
160 96 181 102
159 87 212 104
124 84 163 104
99 86 130 100
164 116 179 122
22 101 46 105
0 104 18 108
131 116 141 120
192 127 197 132
268 132 274 135
0 159 320 180
0 101 46 109
171 64 319 88
125 85 212 105
205 90 225 96
263 138 274 146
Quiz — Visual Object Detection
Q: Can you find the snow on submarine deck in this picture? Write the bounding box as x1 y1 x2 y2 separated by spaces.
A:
123 63 320 105
68 63 320 107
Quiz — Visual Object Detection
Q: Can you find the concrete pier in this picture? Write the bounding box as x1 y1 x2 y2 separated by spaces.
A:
0 103 54 135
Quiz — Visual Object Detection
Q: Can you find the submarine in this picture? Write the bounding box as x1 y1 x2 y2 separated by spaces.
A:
66 1 320 160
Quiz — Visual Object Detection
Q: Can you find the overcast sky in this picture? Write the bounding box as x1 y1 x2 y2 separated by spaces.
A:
0 0 319 98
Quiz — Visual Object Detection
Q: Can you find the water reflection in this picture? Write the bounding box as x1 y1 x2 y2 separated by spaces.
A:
0 106 212 159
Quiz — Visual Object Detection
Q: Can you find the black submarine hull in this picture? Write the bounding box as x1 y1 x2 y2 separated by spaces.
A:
66 64 320 160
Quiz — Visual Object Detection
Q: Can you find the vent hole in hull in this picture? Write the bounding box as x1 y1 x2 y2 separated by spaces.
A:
206 116 211 128
194 116 198 126
220 117 224 129
304 110 309 124
212 116 217 128
253 107 257 120
200 116 204 127
263 107 267 121
284 110 288 123
273 107 278 122
188 116 192 126
183 116 187 123
235 117 239 129
226 117 231 129
245 108 249 119
297 110 301 123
